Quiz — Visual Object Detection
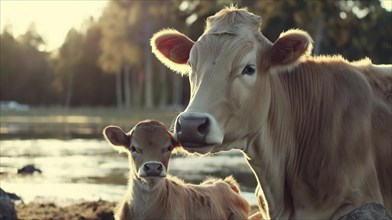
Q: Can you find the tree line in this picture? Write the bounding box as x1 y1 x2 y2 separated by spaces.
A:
1 0 390 109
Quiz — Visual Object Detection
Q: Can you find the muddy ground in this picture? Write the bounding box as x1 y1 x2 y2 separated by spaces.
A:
15 200 116 220
15 200 259 220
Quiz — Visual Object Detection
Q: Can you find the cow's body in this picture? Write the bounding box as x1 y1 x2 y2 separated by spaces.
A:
244 57 392 218
151 7 392 219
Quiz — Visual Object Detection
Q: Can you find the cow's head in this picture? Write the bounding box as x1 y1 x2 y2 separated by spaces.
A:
151 7 312 154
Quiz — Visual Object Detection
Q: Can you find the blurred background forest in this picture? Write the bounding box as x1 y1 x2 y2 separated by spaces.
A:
1 0 391 110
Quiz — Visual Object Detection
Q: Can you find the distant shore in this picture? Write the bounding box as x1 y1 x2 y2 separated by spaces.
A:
0 107 178 139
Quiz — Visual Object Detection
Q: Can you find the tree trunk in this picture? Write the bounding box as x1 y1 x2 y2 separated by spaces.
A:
131 70 143 109
141 3 153 110
172 74 182 108
116 67 123 109
64 74 73 109
123 63 131 110
158 64 167 109
144 39 153 109
313 17 324 56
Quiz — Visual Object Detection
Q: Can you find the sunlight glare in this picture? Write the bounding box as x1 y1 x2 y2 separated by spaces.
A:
381 0 392 11
0 0 108 51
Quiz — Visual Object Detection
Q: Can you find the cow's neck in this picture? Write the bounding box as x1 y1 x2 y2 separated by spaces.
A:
246 63 337 218
245 72 297 219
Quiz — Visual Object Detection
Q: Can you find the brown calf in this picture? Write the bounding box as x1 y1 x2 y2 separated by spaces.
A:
103 120 251 220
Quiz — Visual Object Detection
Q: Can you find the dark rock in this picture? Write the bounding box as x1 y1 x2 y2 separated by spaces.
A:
17 164 42 174
6 192 20 201
339 203 391 220
0 188 17 220
97 211 115 220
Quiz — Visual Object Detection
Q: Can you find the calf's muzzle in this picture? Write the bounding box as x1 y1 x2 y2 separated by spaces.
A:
140 162 165 177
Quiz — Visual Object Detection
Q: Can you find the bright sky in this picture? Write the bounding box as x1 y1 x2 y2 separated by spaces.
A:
0 0 109 51
381 0 392 11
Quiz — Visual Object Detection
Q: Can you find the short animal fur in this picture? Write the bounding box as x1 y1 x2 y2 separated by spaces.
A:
103 120 250 220
151 6 392 220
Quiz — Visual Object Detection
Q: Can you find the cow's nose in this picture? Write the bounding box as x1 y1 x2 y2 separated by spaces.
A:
176 113 210 148
143 162 164 177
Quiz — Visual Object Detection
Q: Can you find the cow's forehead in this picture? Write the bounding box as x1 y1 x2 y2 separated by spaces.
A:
204 7 261 36
190 34 258 73
190 6 263 69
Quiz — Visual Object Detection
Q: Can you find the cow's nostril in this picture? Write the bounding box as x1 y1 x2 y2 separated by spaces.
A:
144 164 150 171
176 120 182 134
197 118 209 136
157 164 163 171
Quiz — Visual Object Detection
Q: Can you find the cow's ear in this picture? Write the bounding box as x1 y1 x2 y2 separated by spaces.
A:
103 126 130 153
151 29 194 75
270 29 313 70
170 133 183 153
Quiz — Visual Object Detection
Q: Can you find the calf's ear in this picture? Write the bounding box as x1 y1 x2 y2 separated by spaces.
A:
270 29 313 70
171 137 180 148
103 126 130 152
151 29 194 75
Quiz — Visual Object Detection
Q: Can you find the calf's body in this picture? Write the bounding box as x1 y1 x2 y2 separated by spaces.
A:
117 176 249 220
103 120 250 220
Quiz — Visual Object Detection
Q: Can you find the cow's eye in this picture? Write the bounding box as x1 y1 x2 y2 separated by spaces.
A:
241 64 256 76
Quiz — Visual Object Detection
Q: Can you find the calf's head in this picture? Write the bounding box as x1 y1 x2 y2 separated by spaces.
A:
151 7 312 154
103 120 179 187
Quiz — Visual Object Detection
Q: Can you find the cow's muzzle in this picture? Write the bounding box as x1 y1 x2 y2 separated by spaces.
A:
175 112 223 149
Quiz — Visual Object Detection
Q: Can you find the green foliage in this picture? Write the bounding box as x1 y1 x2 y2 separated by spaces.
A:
0 28 56 105
242 0 391 63
53 21 116 107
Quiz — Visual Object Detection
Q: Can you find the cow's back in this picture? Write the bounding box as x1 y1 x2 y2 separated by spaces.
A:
353 60 392 104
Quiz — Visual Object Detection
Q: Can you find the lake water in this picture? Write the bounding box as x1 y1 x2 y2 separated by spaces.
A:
0 138 258 206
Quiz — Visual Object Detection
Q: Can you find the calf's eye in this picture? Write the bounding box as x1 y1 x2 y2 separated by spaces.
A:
241 64 256 76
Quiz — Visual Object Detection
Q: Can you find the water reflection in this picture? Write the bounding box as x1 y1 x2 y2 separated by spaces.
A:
0 139 257 205
0 124 104 139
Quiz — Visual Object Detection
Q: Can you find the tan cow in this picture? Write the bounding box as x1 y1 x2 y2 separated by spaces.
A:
103 120 251 220
151 6 392 219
